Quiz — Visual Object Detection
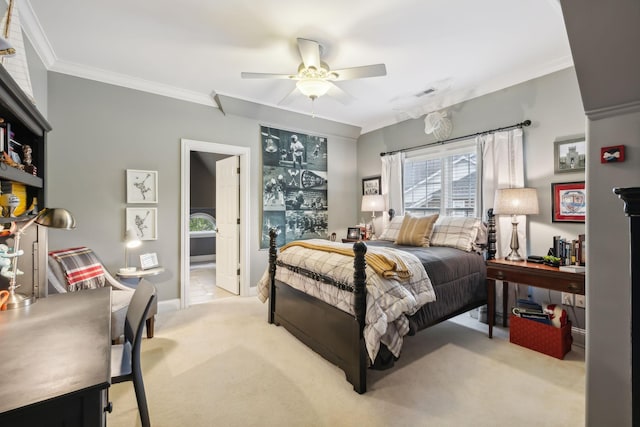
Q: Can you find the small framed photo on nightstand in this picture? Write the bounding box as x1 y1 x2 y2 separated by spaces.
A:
347 227 360 239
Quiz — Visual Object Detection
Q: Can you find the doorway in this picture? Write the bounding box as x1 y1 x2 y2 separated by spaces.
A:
180 139 251 309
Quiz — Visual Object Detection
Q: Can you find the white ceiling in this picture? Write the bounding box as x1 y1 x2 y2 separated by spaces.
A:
21 0 572 134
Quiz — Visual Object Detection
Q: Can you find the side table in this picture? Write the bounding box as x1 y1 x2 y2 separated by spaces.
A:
486 259 585 328
115 266 165 285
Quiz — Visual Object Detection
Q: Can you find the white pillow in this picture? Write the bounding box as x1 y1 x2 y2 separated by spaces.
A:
430 216 482 252
377 215 405 241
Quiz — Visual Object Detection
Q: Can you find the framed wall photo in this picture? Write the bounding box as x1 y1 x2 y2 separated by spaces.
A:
127 169 158 203
362 176 381 195
554 137 586 173
126 207 158 240
552 181 586 223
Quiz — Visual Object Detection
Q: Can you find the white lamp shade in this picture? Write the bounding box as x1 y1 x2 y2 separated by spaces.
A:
296 79 331 99
125 228 142 248
361 194 385 212
493 188 539 215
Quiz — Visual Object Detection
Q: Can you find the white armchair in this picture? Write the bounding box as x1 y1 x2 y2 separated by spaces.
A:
47 247 157 342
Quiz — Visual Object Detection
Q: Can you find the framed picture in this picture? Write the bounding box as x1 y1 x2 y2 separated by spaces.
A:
601 145 625 163
554 137 586 173
140 252 159 270
362 176 381 195
126 207 158 240
552 181 586 223
347 227 361 239
127 169 158 203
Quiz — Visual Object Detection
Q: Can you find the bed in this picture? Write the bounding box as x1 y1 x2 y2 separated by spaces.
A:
258 210 497 394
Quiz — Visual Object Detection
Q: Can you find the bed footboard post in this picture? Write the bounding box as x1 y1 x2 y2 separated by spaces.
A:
352 241 368 393
268 228 278 324
487 208 496 260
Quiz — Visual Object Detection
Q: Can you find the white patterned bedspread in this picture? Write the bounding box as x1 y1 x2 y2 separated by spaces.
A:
257 239 436 363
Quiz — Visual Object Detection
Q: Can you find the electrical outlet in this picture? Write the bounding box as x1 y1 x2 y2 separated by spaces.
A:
561 292 574 306
575 294 586 308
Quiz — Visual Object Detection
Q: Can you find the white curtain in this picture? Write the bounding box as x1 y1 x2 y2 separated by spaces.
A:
481 128 526 259
381 152 404 228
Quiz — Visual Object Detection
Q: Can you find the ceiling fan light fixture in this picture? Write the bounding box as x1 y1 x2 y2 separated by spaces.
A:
296 78 331 100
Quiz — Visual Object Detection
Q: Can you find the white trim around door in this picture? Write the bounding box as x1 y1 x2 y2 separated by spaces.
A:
180 139 251 309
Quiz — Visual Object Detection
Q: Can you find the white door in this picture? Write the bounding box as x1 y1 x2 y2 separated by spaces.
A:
215 156 240 294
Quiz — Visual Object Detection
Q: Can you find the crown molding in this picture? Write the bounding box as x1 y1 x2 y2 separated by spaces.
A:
19 0 57 68
50 59 215 106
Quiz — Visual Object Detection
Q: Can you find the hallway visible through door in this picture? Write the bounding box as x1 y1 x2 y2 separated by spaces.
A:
189 261 235 305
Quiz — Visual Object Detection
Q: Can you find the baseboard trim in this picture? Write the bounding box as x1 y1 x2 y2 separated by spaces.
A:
159 298 181 313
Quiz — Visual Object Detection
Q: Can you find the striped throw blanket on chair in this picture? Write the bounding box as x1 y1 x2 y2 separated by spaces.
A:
49 247 106 291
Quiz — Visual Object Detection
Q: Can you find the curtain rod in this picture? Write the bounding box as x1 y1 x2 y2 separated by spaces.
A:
379 119 531 157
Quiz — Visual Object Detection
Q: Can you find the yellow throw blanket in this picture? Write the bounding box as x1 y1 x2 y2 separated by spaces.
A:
280 240 411 280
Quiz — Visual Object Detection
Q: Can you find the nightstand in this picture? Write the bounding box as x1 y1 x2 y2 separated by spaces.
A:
486 259 585 327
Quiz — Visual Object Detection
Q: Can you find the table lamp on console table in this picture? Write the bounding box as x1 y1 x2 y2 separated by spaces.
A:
493 188 539 262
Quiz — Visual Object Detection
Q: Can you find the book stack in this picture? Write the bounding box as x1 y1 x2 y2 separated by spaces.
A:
511 299 552 325
552 234 586 266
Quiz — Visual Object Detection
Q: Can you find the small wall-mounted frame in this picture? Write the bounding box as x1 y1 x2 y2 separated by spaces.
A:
126 207 158 240
601 145 625 163
362 175 381 195
552 181 586 223
554 137 586 173
126 169 158 203
347 227 361 239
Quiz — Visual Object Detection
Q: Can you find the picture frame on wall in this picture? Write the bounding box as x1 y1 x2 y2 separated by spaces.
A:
362 176 381 195
552 181 586 223
554 137 586 173
126 169 158 203
126 207 158 240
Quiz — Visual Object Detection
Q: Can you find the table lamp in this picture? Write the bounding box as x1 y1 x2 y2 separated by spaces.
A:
3 208 76 309
121 228 142 273
361 194 385 240
493 188 539 261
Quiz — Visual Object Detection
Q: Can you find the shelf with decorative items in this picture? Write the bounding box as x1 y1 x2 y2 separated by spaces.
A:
0 63 51 303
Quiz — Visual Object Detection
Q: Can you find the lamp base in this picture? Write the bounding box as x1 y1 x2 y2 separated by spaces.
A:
505 251 524 262
4 292 35 310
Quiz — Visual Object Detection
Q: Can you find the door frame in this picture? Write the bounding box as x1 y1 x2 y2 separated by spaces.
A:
180 138 251 309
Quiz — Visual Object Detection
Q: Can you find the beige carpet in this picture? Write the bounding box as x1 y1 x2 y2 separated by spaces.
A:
108 297 585 427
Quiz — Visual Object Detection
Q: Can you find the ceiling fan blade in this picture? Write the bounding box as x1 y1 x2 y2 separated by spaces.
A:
331 64 387 80
277 86 299 106
327 82 354 105
297 38 321 70
241 72 293 79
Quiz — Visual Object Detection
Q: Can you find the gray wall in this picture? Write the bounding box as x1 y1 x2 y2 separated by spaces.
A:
560 1 640 424
45 73 359 301
190 152 216 209
358 68 587 326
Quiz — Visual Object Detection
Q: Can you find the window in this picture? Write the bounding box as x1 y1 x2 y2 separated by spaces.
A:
403 138 478 217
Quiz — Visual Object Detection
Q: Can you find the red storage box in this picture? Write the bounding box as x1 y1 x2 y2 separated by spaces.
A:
509 314 572 359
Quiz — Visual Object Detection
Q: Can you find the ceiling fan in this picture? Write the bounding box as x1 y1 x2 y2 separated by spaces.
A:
241 38 387 104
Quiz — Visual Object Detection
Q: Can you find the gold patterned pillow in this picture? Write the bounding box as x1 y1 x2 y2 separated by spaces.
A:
394 213 439 247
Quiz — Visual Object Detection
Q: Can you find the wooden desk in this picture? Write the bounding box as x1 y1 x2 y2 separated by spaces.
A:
486 259 585 327
0 287 112 426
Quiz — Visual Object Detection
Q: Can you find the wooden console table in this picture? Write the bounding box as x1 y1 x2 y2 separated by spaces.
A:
486 259 585 328
0 288 112 426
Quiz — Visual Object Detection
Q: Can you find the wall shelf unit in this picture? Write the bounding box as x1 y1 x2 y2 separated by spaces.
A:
0 63 51 299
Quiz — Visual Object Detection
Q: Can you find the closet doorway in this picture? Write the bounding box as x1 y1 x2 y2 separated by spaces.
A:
180 139 251 309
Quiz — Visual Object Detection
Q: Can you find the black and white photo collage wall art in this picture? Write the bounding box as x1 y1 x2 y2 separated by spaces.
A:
260 126 328 248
